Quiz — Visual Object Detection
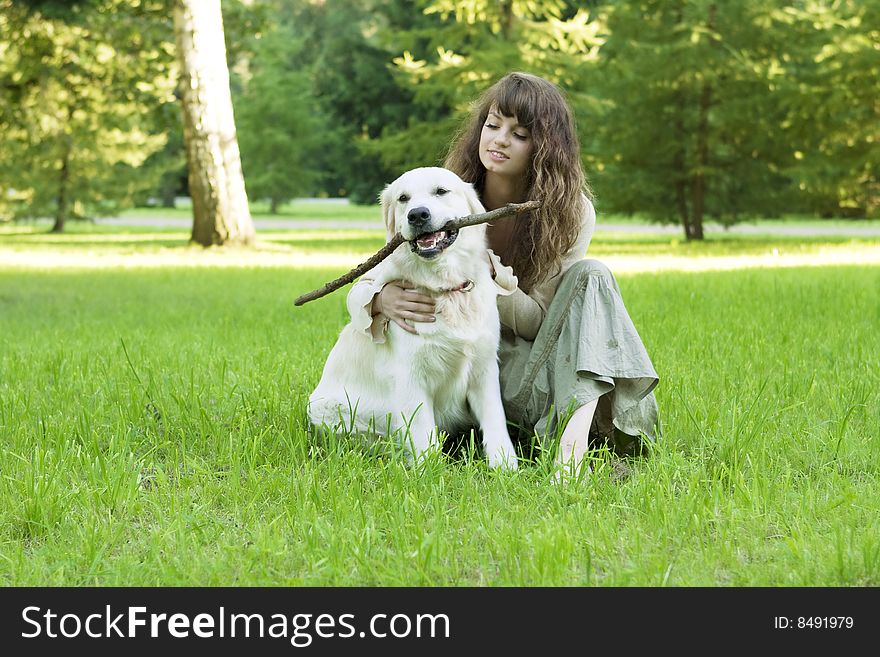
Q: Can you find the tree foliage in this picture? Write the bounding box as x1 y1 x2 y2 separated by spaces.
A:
772 0 879 217
0 0 176 228
234 23 331 212
592 1 796 236
2 0 876 228
271 0 427 203
364 0 604 178
592 0 879 236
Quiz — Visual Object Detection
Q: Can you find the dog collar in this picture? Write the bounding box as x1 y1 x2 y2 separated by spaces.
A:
440 279 474 294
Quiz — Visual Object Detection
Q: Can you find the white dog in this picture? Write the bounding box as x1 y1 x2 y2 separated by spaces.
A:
308 167 518 470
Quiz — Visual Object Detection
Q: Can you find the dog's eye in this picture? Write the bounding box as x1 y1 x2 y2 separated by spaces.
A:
434 188 449 196
398 194 410 203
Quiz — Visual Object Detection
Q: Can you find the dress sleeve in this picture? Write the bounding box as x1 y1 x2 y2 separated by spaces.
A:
487 248 544 337
346 276 390 343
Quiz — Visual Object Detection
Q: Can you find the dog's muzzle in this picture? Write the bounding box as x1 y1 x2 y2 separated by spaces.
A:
409 228 459 258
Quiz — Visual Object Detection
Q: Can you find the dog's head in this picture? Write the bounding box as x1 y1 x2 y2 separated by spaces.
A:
380 167 485 259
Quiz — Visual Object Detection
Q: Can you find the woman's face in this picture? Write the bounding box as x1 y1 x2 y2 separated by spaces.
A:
479 105 533 180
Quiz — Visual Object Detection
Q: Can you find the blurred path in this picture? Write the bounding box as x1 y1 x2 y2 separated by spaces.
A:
95 215 880 237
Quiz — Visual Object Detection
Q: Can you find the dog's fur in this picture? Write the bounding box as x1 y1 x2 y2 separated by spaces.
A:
308 167 517 469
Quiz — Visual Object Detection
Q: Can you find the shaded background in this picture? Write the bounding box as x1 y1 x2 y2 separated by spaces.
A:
1 0 877 237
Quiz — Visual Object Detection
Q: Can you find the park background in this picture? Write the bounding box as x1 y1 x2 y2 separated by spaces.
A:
0 0 878 586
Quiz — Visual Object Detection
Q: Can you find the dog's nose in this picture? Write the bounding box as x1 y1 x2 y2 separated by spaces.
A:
407 206 431 227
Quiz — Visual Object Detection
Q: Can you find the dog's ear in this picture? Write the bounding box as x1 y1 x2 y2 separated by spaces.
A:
462 182 486 217
379 184 396 240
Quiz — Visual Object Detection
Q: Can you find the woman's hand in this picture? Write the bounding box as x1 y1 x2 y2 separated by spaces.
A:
372 281 436 334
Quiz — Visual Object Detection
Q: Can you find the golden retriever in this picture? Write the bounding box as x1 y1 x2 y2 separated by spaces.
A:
308 167 517 469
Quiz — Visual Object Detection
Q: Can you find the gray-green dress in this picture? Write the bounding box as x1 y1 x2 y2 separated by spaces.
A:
498 259 660 455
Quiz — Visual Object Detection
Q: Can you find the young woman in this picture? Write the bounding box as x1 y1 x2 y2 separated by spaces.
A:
354 72 659 478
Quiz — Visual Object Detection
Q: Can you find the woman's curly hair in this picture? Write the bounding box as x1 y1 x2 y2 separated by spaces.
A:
444 72 591 292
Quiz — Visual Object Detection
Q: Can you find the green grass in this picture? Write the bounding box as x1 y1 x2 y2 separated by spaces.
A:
0 229 879 585
3 221 879 261
120 199 381 222
120 202 880 228
8 199 879 230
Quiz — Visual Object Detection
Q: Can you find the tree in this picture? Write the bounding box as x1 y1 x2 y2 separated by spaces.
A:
234 23 331 212
0 0 176 230
227 0 878 221
592 1 808 238
589 0 880 234
366 1 604 178
273 0 426 203
774 0 879 218
172 0 254 246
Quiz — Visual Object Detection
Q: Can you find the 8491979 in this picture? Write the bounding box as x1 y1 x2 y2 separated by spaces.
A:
799 617 854 629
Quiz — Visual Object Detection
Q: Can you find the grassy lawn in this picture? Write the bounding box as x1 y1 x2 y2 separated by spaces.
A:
1 226 878 585
13 198 874 231
3 221 879 265
121 199 381 222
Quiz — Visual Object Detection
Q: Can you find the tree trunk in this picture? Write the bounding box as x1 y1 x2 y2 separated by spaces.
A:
672 93 691 240
51 142 72 234
689 77 710 241
160 181 178 208
688 4 716 242
674 149 691 240
500 0 514 38
173 0 254 247
669 4 693 241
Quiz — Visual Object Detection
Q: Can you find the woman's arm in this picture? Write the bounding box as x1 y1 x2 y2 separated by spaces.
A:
347 275 436 343
491 198 596 341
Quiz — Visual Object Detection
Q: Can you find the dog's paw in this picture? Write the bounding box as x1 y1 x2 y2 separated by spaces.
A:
487 445 518 471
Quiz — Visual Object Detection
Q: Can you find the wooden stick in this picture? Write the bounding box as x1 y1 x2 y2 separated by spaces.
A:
294 199 541 306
